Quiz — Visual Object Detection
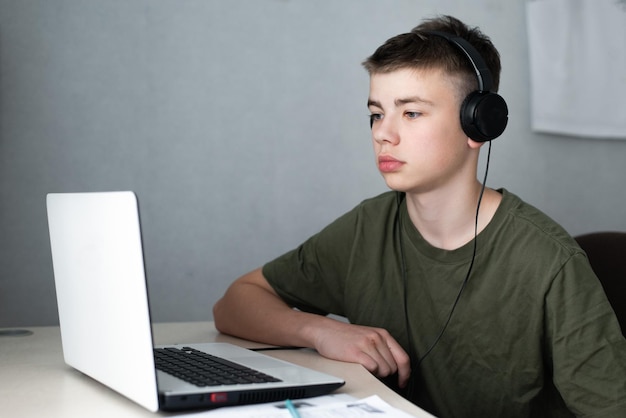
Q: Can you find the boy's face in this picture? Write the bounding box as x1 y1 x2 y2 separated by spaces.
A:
367 67 478 194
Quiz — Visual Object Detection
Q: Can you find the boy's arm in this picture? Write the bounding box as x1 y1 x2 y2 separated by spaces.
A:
212 267 411 388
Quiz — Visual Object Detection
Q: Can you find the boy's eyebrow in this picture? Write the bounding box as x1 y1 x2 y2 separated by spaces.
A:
367 99 382 108
367 96 434 108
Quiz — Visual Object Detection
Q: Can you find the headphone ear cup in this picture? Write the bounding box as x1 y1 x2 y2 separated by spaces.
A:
460 92 509 142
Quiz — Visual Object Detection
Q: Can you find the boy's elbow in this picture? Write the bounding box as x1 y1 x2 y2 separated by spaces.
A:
212 297 229 333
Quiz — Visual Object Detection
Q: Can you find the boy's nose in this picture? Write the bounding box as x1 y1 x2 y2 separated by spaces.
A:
373 119 400 145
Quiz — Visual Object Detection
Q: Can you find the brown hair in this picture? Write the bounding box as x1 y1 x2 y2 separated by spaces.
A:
362 15 502 98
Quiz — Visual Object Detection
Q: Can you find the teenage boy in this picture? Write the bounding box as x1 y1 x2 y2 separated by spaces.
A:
213 15 626 417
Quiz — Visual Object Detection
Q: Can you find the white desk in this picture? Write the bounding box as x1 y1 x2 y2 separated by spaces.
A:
0 322 426 417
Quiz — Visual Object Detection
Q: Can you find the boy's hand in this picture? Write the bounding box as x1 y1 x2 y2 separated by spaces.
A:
311 321 411 388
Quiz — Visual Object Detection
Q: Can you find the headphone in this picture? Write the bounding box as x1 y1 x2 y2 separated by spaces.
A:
425 30 508 142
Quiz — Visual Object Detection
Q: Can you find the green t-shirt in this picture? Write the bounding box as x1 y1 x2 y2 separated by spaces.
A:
263 189 626 417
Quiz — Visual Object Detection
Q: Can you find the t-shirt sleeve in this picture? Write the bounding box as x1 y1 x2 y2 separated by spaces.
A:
261 206 360 317
546 252 626 416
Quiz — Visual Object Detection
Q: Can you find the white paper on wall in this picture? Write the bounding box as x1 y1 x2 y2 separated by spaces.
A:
526 0 626 139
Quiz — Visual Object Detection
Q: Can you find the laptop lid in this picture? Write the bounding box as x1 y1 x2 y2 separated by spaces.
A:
46 191 344 412
47 191 160 411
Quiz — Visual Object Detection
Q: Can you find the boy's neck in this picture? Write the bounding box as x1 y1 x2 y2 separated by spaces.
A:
404 182 502 251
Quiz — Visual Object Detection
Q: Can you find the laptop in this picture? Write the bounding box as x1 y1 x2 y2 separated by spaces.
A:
46 191 344 412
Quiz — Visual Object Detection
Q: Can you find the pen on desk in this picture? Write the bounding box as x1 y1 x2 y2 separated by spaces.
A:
285 399 302 418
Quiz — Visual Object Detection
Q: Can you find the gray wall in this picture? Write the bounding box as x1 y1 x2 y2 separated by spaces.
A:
1 0 625 327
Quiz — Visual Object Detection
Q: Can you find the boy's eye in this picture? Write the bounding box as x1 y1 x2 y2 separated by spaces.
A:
369 113 383 128
405 111 421 119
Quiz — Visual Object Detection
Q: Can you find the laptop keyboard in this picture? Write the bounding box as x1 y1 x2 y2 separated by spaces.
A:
154 347 283 387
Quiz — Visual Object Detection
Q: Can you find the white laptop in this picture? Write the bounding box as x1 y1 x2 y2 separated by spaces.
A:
46 191 344 412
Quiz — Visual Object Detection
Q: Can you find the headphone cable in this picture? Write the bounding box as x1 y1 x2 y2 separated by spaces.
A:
400 141 492 376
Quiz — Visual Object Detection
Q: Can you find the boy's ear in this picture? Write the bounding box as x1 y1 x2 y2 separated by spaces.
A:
467 137 486 149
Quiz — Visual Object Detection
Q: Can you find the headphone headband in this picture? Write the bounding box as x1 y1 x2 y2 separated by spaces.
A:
425 30 494 92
